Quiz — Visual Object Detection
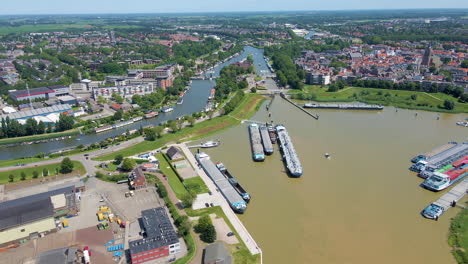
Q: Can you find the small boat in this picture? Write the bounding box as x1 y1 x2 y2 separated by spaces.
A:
177 97 184 105
161 106 174 113
325 153 330 159
421 203 444 220
267 125 277 144
201 141 220 148
456 121 468 127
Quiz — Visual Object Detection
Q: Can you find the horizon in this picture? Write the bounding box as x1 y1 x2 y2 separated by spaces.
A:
1 0 467 16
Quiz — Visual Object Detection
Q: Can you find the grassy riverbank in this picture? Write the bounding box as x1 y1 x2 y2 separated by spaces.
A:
0 161 85 184
448 201 468 264
0 129 80 146
289 86 468 113
94 94 266 161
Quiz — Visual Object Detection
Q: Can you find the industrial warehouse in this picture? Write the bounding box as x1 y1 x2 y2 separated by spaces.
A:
0 185 81 246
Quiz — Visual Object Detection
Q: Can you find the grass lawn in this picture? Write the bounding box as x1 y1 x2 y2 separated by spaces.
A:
289 86 468 113
0 24 94 35
0 161 85 184
0 157 54 168
186 206 260 264
184 176 209 194
448 201 468 264
0 129 80 146
94 94 266 161
94 162 119 172
156 153 189 199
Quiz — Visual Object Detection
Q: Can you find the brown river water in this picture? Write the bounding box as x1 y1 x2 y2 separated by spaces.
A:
196 97 467 264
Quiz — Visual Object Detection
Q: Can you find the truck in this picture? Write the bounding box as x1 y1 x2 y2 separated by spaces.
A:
83 246 91 264
62 219 69 228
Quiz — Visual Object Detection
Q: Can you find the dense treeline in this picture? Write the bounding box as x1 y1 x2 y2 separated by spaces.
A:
0 113 73 139
223 90 245 114
215 65 249 101
173 38 221 61
265 44 304 89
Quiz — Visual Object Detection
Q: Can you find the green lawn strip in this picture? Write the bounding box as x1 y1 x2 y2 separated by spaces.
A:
184 176 209 195
185 207 260 264
0 129 80 146
0 157 54 168
156 153 189 199
95 173 129 183
291 86 468 113
448 201 468 264
93 95 266 161
0 161 85 184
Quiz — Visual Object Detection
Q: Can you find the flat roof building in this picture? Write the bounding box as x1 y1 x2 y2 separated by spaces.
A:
129 207 181 264
0 104 72 121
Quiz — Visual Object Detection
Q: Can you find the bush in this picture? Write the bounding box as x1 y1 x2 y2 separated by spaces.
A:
60 157 74 174
121 158 136 171
443 99 455 110
195 215 216 243
32 171 39 179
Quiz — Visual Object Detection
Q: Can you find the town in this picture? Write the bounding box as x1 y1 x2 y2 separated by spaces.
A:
0 8 467 264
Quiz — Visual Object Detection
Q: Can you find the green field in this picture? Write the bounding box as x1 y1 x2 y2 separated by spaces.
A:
0 129 80 146
156 153 189 199
0 161 85 184
94 94 266 161
448 202 468 264
0 157 54 168
290 86 468 113
184 176 209 194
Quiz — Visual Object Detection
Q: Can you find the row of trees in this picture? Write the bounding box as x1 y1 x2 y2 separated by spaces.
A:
8 157 74 182
194 215 217 243
215 65 249 101
0 113 74 139
265 44 304 90
223 90 245 114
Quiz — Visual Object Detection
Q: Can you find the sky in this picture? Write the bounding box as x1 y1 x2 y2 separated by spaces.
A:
1 0 467 15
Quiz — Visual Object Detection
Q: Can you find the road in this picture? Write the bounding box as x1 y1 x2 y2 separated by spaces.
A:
177 143 262 257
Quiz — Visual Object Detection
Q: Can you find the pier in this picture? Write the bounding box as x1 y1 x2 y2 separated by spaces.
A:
279 93 319 120
431 179 468 217
303 103 383 110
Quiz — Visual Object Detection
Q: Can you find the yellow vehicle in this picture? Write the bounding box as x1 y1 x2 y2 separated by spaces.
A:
62 219 69 228
99 206 110 211
116 218 122 225
97 212 104 221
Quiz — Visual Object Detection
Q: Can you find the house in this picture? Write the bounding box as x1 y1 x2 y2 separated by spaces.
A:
166 146 184 160
129 167 147 190
203 243 232 264
110 104 122 111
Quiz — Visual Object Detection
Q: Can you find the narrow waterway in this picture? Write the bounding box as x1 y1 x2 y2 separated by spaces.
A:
194 97 467 264
0 46 270 160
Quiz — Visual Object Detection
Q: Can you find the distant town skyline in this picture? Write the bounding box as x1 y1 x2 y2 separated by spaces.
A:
1 0 467 15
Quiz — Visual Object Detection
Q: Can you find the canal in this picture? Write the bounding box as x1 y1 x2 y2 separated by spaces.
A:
193 97 467 264
0 46 271 160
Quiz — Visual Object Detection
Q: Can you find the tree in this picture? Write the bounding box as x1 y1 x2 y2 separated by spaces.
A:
132 94 142 104
113 110 123 121
97 96 106 105
195 215 216 243
43 168 48 177
121 158 135 171
187 116 196 127
60 157 74 174
114 94 124 104
153 126 164 138
114 154 124 165
20 172 26 181
56 114 74 132
410 94 418 100
200 224 216 243
251 87 257 93
32 171 39 179
144 127 157 141
181 193 194 208
461 60 468 68
8 174 14 182
443 99 455 110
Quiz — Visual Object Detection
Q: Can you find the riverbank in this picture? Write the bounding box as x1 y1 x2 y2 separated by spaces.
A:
0 129 80 146
448 201 468 264
0 160 85 184
93 94 266 161
289 86 468 113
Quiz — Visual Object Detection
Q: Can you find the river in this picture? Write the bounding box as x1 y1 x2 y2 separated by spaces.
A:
0 46 271 160
193 97 467 264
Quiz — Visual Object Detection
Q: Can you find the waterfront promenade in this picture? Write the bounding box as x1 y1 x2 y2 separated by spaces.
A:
177 143 262 257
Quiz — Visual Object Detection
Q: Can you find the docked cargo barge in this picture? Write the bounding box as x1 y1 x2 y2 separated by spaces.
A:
216 162 251 202
267 125 277 144
303 103 383 110
276 125 303 177
248 124 265 161
196 152 247 213
259 125 274 155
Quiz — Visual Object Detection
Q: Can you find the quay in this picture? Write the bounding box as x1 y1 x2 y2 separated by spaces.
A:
427 179 468 218
279 93 319 120
177 143 262 257
303 103 383 110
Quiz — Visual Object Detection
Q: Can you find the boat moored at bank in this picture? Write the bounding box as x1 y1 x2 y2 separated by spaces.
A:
216 162 251 202
196 152 247 213
259 125 274 155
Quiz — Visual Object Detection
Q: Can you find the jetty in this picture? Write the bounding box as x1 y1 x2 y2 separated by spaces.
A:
279 93 319 120
430 179 468 217
303 103 383 110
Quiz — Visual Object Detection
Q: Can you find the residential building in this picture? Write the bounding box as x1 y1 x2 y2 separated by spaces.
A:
129 208 181 264
306 72 331 85
166 146 184 160
92 83 154 100
130 167 147 190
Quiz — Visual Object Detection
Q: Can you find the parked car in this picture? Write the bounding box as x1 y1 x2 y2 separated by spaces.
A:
205 203 210 208
227 232 235 237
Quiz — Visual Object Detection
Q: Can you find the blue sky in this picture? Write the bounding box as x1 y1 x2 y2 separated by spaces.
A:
1 0 467 15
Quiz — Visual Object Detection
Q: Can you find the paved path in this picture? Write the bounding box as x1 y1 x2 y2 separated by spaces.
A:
177 143 262 256
423 92 443 101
